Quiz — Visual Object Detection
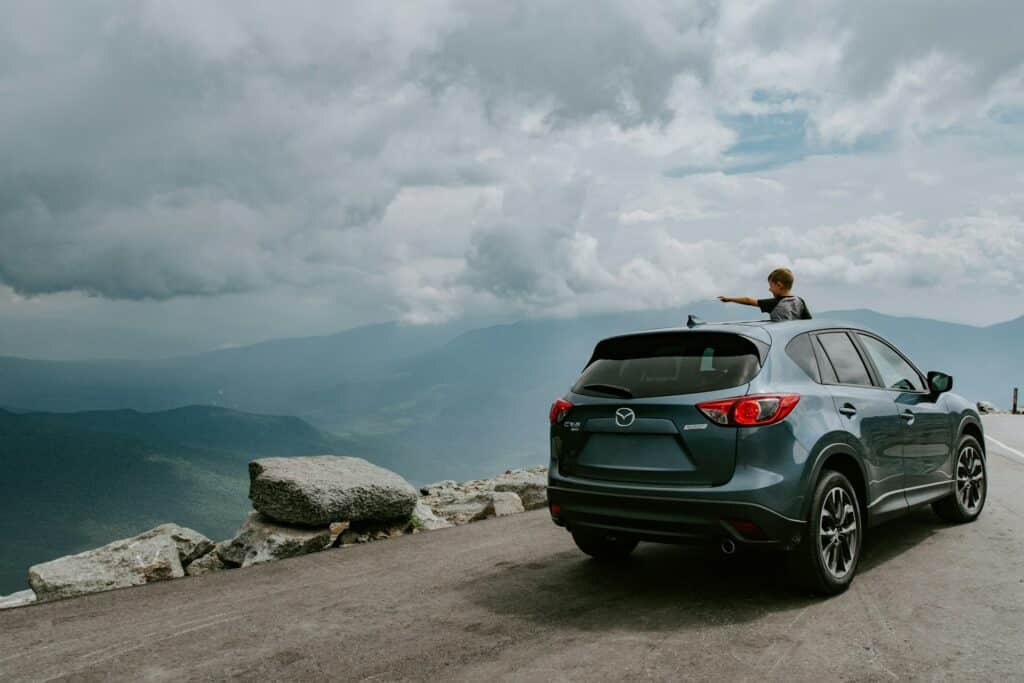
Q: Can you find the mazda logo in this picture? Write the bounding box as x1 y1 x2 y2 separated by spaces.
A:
615 407 636 428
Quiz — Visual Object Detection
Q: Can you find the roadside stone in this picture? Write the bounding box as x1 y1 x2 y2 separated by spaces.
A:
0 589 37 610
28 532 184 602
491 468 548 510
411 500 453 531
219 511 331 568
185 549 229 576
491 491 525 516
249 455 418 526
428 492 495 525
133 523 215 566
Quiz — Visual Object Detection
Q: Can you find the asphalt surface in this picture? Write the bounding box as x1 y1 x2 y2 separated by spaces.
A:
3 416 1024 682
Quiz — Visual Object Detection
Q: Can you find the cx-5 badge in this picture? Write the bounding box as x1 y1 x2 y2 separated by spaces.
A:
615 407 636 427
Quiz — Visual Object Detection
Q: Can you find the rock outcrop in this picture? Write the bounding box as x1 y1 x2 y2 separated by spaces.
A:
218 512 331 568
418 466 545 525
16 460 548 606
28 523 213 601
249 455 419 526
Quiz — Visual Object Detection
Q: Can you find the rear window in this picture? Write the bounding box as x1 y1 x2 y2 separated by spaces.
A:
572 332 765 398
785 333 820 382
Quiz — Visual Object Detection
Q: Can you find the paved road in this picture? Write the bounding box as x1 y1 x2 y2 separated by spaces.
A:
3 416 1024 682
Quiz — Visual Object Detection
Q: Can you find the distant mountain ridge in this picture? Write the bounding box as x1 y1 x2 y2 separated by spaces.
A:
2 307 1020 480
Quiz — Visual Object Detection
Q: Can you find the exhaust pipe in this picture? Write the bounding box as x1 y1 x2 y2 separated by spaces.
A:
720 538 737 555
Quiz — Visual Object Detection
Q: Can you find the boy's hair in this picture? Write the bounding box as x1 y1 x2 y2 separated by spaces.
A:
768 267 794 289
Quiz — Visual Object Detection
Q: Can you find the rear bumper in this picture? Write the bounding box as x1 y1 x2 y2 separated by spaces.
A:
547 483 806 548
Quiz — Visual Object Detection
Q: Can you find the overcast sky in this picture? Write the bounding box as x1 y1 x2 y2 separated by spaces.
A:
2 1 1023 359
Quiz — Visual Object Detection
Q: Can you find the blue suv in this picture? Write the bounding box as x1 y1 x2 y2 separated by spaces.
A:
547 319 986 594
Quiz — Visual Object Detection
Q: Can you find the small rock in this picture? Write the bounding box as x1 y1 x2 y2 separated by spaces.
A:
411 500 453 531
491 491 525 516
134 523 215 566
491 468 548 510
219 512 330 568
429 492 495 525
0 589 37 610
185 549 229 576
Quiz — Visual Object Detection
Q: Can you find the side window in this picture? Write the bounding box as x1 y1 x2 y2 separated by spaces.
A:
857 334 925 392
812 337 839 383
785 333 820 382
816 332 873 386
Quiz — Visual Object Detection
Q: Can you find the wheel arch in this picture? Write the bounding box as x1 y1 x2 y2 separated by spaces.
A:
804 439 870 524
958 416 985 456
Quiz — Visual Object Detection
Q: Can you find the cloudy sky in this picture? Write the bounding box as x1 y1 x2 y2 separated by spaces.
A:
2 1 1023 358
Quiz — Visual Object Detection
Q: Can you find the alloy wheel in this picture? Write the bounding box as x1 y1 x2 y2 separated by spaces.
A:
956 445 985 512
818 486 858 580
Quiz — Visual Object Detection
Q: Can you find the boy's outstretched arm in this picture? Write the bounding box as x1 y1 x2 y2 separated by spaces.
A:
718 295 759 306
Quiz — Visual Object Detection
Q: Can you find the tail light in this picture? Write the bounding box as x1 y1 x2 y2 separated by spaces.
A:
549 398 574 424
696 394 800 427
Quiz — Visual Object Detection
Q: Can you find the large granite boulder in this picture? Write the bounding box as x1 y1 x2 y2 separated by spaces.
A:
0 589 37 610
28 529 188 601
249 455 418 526
218 512 331 568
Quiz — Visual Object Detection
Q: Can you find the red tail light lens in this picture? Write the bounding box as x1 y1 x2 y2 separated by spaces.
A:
696 394 800 427
549 398 574 424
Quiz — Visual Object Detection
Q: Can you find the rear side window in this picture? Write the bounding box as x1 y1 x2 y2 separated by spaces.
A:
573 332 764 398
816 332 872 386
785 333 820 382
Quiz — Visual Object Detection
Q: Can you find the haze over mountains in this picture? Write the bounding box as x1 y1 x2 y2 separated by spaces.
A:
1 306 1019 593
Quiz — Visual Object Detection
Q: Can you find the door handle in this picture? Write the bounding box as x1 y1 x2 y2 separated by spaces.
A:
900 410 915 424
838 404 857 417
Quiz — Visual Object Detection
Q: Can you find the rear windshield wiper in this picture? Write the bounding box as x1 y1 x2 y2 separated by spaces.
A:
581 383 634 398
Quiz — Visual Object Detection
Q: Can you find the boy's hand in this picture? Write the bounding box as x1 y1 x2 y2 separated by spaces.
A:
718 296 733 303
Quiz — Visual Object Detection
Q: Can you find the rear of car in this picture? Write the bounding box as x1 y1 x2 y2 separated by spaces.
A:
547 325 807 551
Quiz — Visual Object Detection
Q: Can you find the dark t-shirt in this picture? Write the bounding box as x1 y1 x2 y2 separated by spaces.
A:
758 295 812 322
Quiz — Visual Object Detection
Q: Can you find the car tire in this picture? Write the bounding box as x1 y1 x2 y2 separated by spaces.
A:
571 529 638 560
932 435 986 523
788 469 862 596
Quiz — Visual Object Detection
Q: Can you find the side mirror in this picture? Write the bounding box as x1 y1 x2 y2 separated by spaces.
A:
927 371 953 395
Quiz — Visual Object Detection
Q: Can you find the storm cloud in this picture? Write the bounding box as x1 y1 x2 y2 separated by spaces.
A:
1 0 1022 353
